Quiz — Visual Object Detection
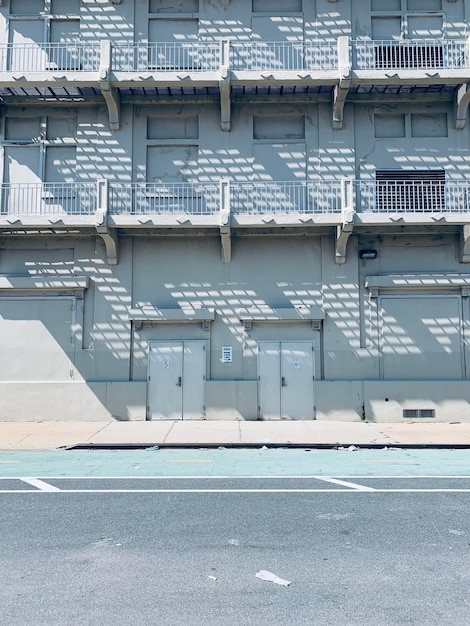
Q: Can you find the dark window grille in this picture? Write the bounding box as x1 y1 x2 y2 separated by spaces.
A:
375 43 444 69
376 169 445 212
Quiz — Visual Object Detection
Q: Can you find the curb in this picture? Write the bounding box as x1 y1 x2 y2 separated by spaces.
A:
64 442 470 450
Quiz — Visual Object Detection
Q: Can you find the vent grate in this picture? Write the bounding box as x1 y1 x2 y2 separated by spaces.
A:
403 408 436 419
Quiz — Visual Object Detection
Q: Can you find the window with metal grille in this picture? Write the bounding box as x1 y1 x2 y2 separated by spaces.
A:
375 169 445 212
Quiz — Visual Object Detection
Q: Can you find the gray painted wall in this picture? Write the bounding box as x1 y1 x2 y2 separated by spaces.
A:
0 0 470 422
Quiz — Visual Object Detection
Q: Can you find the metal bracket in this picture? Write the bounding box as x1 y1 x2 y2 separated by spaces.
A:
219 39 231 132
461 224 470 263
335 178 355 264
333 36 351 130
100 40 120 131
456 81 470 130
95 179 118 265
219 179 231 263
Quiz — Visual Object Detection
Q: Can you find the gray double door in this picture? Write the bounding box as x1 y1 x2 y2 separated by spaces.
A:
258 341 315 420
147 341 205 420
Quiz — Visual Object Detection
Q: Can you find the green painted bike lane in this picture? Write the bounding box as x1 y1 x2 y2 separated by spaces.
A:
0 448 469 477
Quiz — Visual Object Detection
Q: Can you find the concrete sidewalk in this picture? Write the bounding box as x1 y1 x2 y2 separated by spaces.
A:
2 420 470 450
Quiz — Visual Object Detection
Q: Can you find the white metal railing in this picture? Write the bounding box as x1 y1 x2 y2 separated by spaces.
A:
0 43 101 72
2 180 470 219
108 182 220 215
230 181 342 215
3 39 469 75
112 42 220 72
352 39 468 70
355 180 470 213
231 41 338 71
0 183 97 215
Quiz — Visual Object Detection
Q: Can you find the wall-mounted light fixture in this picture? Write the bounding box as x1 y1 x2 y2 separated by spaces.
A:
359 249 378 260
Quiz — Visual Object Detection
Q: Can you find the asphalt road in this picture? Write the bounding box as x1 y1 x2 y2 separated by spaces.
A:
1 462 470 626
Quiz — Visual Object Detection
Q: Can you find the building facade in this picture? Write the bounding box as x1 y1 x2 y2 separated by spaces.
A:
0 0 470 422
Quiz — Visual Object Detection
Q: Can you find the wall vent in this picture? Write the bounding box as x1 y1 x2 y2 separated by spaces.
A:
403 408 436 419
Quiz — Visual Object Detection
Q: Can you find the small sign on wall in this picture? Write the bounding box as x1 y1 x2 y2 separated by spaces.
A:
221 346 232 363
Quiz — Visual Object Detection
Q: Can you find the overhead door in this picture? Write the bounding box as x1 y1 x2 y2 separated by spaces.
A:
0 297 75 381
380 296 462 380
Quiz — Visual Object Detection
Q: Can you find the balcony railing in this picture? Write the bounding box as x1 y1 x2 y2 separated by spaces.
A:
1 39 469 76
1 179 470 221
230 41 338 71
112 42 221 72
230 181 342 215
355 180 470 213
0 183 97 215
108 182 220 215
352 39 468 71
0 43 101 72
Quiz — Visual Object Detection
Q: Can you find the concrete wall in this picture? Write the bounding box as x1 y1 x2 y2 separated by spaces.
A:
0 229 469 421
1 1 470 422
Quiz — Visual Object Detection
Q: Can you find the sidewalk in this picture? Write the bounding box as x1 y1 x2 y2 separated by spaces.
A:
2 419 470 450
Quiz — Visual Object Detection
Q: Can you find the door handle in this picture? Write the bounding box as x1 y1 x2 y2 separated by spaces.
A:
281 376 286 387
176 376 182 386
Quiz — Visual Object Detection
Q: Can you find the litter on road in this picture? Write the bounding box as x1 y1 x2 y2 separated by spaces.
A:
256 570 292 587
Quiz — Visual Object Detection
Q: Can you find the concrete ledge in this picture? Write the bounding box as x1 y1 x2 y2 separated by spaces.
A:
0 381 146 422
365 381 470 422
205 380 257 420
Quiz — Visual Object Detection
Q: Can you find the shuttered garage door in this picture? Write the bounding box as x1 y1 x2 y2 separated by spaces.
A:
380 296 462 380
0 298 75 381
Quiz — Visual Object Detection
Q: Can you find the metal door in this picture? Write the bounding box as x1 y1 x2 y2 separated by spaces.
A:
147 341 205 420
258 341 315 420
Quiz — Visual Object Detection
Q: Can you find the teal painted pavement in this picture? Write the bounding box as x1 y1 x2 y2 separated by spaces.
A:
0 448 469 477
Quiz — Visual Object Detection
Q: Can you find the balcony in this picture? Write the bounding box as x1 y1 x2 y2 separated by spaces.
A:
350 39 470 93
0 43 101 73
1 38 469 130
0 182 97 226
352 39 468 72
230 181 342 224
230 41 337 72
108 182 220 226
1 179 469 226
354 179 470 222
0 177 469 265
112 42 221 73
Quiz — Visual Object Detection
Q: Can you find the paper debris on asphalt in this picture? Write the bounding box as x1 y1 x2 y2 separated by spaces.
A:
208 575 218 581
256 570 291 586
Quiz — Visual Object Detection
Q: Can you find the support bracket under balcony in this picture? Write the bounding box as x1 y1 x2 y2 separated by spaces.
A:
95 179 118 265
456 83 470 129
100 40 120 131
336 178 355 264
219 39 231 132
333 36 351 130
333 82 350 130
335 221 353 264
101 85 120 131
219 179 231 263
96 223 118 266
461 224 470 263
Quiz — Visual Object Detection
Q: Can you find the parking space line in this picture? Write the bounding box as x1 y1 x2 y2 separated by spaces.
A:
20 478 61 492
314 477 376 492
1 487 470 494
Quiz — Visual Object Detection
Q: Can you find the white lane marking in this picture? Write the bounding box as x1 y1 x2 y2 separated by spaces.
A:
2 488 470 494
314 477 376 492
2 475 470 480
20 478 61 492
